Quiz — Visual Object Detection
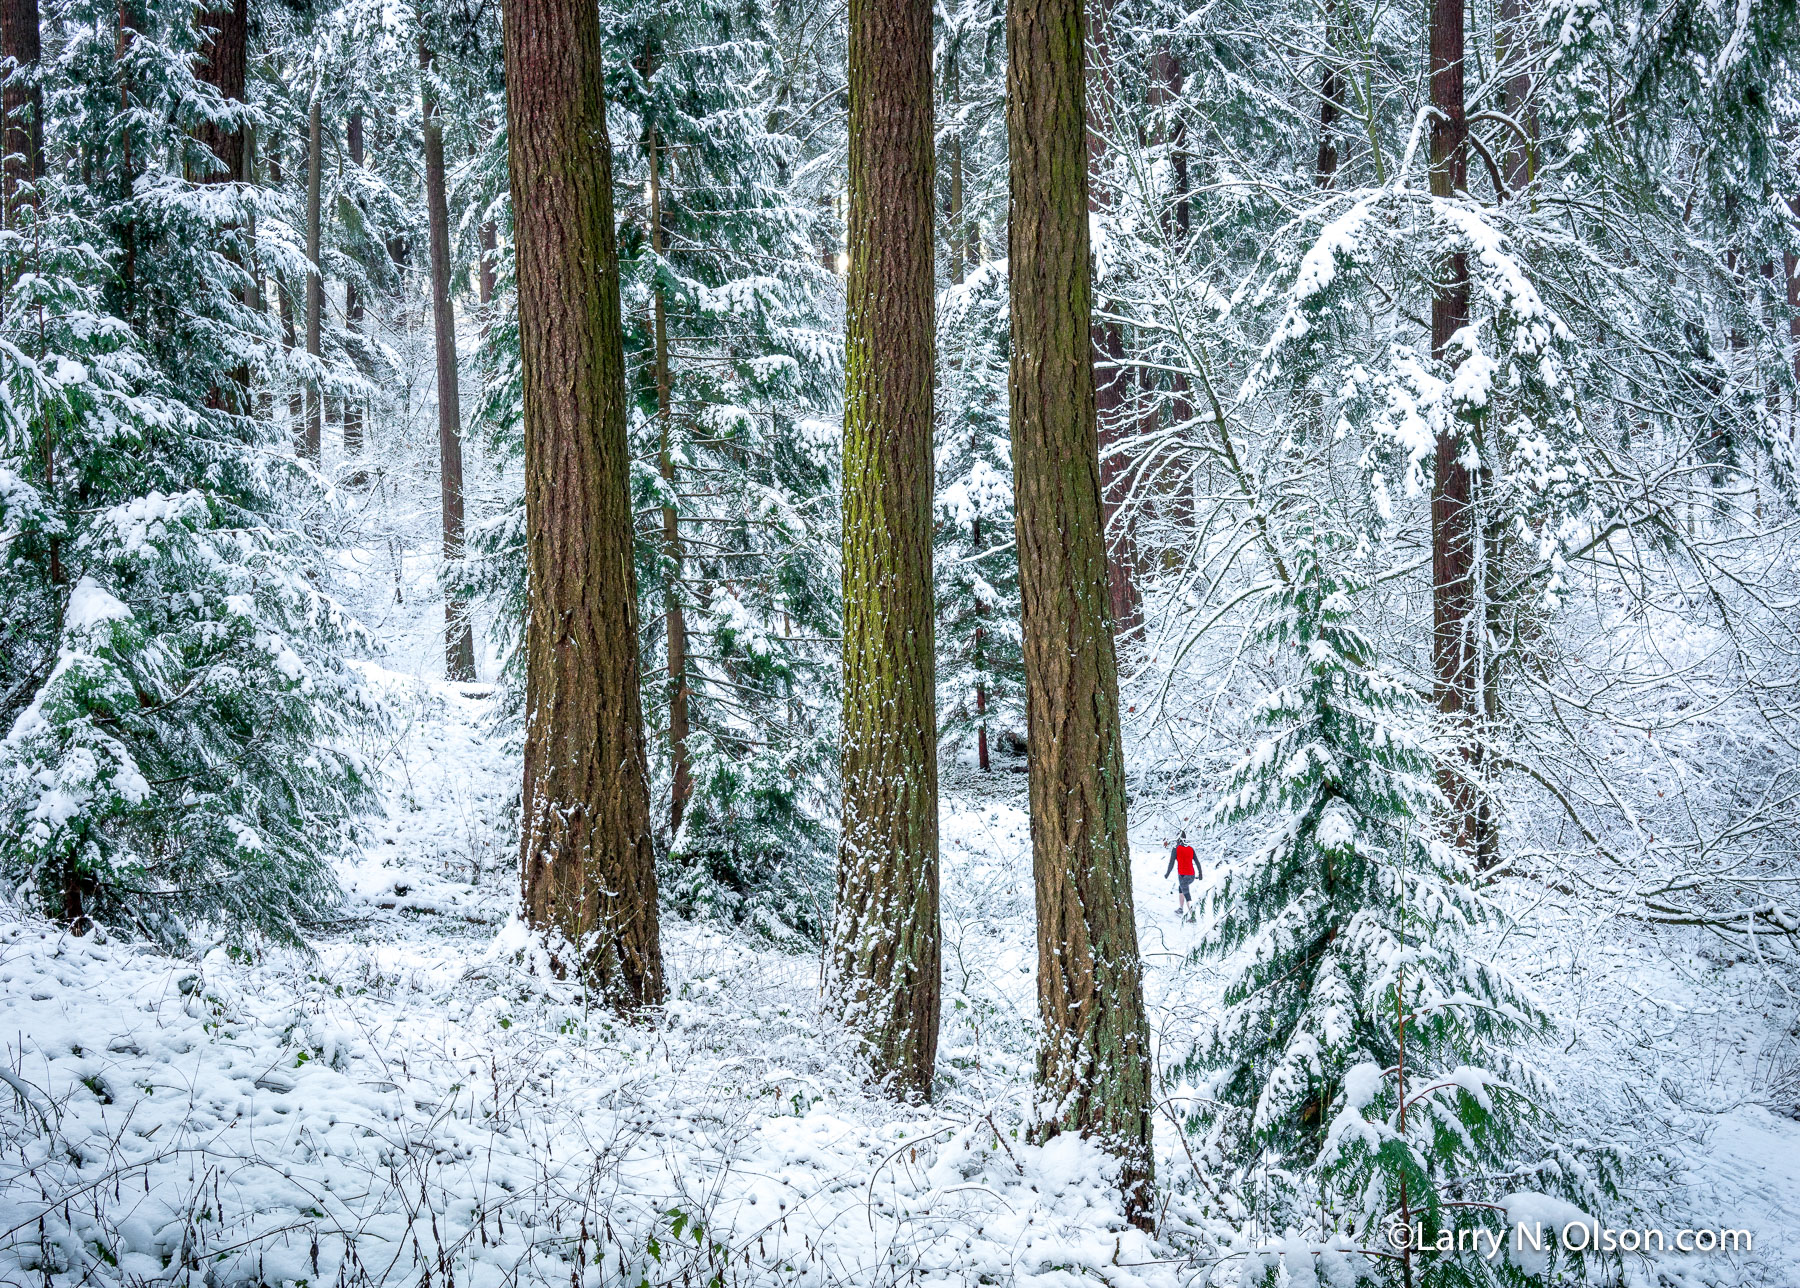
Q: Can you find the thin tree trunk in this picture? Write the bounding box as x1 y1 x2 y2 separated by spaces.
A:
1008 0 1153 1223
828 0 940 1100
944 33 989 773
1429 0 1491 863
271 144 304 449
192 0 248 412
479 219 497 305
304 96 322 462
422 41 477 682
4 0 51 581
646 114 692 835
1498 0 1534 194
1316 0 1342 187
503 0 663 1012
1788 197 1798 438
343 109 364 455
1087 0 1140 634
1149 48 1194 536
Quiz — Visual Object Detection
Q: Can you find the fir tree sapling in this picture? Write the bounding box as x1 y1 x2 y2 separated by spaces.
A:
1188 531 1609 1285
0 0 375 947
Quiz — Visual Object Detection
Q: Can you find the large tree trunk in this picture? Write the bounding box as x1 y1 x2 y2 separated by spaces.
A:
503 0 664 1012
304 97 323 462
827 0 940 1100
343 109 364 455
422 41 477 683
1008 0 1154 1223
1087 0 1141 635
1429 0 1492 863
645 116 692 835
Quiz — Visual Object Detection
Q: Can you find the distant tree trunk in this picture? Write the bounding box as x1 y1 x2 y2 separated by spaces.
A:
944 34 990 773
1787 198 1797 437
1498 0 1534 194
503 0 664 1012
1429 0 1492 864
645 112 691 835
422 41 477 682
479 219 497 305
270 144 304 450
1008 0 1154 1223
828 0 940 1100
4 0 51 581
1087 0 1141 634
1148 48 1194 537
192 0 246 182
304 97 323 462
191 0 248 412
1315 1 1342 187
343 109 364 455
1 0 43 225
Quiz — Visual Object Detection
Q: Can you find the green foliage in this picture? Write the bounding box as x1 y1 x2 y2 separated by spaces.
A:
1184 532 1604 1282
0 0 375 947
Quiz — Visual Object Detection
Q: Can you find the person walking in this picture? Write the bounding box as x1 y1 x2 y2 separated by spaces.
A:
1165 831 1199 918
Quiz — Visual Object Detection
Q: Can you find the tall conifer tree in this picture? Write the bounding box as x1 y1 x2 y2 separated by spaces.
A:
826 0 940 1097
504 0 663 1009
1007 0 1154 1220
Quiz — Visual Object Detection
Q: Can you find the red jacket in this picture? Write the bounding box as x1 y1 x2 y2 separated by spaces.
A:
1165 843 1198 878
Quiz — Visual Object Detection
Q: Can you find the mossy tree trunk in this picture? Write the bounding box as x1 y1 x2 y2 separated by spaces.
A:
1007 0 1154 1224
827 0 941 1099
421 40 476 683
503 0 664 1012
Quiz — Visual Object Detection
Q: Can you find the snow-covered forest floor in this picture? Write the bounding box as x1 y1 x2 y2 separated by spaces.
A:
2 660 1797 1288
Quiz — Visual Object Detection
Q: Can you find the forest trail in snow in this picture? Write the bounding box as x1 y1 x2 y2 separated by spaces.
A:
1 670 1796 1287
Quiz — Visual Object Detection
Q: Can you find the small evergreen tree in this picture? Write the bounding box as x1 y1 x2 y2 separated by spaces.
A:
0 0 374 947
935 260 1023 766
1187 530 1607 1282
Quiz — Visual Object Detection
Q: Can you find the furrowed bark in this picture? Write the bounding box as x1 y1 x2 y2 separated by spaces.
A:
828 0 940 1099
1008 0 1154 1223
421 40 476 682
304 96 322 462
504 0 664 1012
